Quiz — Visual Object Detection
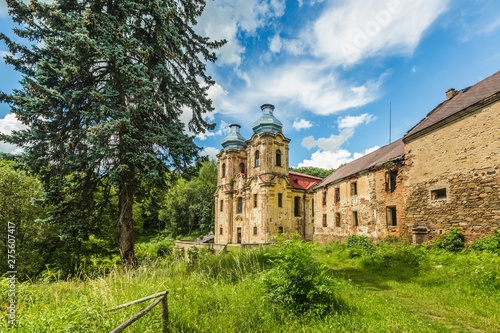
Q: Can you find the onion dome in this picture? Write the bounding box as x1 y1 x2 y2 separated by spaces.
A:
252 104 283 134
221 124 247 150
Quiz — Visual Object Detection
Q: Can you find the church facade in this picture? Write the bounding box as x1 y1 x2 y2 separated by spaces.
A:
215 71 500 245
214 104 320 244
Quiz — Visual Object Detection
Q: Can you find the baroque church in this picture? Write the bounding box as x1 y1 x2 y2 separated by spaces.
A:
215 71 500 245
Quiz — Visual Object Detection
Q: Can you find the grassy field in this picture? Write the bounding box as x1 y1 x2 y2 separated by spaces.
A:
1 237 499 332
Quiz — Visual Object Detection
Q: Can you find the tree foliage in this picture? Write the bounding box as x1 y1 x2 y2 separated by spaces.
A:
159 159 217 237
290 166 332 179
0 0 224 266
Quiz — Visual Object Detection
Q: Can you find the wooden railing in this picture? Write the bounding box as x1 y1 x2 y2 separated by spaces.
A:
109 291 169 333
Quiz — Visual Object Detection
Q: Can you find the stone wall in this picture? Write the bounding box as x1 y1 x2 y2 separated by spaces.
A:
404 100 500 241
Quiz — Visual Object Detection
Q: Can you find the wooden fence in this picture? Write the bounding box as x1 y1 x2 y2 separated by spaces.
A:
109 291 169 333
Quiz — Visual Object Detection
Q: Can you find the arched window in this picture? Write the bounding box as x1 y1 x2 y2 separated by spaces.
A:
237 197 243 213
221 163 226 178
276 149 282 167
294 196 301 217
254 150 260 167
239 162 246 174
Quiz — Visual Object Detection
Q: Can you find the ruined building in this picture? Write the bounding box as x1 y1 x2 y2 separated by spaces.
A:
215 71 500 244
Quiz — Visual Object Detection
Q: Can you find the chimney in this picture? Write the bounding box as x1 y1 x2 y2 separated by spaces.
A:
445 88 457 100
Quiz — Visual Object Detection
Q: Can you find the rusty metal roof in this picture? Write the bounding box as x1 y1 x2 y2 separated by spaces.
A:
315 138 404 189
289 171 322 190
405 70 500 140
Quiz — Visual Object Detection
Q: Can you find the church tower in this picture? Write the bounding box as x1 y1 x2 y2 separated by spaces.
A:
215 104 319 245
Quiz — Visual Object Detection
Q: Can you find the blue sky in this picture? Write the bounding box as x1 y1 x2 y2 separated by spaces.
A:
1 0 500 168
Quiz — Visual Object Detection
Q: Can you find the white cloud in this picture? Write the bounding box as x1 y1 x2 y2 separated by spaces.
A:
301 128 354 151
201 147 220 160
292 118 312 131
197 120 231 140
269 34 282 53
337 113 376 129
290 0 450 67
197 0 287 67
0 113 26 154
298 149 353 169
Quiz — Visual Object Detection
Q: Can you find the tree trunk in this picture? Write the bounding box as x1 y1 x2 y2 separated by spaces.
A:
119 182 136 268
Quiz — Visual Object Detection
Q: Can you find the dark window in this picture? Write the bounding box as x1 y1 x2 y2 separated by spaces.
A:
220 200 223 212
222 163 226 178
351 182 357 196
322 190 327 205
239 162 246 174
253 194 258 208
278 226 283 233
276 149 282 166
386 171 397 193
387 206 397 226
253 226 258 235
254 150 260 167
278 193 283 207
311 199 315 217
219 227 223 235
294 196 301 217
335 212 341 227
334 187 340 202
352 211 359 226
237 197 243 213
322 214 327 227
431 188 447 200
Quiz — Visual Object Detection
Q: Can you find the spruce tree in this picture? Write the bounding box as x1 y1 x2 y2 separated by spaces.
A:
0 0 224 267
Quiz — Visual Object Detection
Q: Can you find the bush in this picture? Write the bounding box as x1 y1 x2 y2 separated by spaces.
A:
470 230 500 253
346 235 375 258
432 227 464 252
261 235 337 316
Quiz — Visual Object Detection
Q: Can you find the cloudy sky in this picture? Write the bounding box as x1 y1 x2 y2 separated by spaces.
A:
1 0 500 169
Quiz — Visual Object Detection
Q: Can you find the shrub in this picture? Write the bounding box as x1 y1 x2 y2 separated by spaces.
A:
470 230 500 253
261 236 337 316
346 235 375 258
432 227 464 252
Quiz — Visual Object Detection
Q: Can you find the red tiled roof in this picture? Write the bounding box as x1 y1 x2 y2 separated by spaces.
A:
315 138 405 188
289 171 322 190
405 71 500 140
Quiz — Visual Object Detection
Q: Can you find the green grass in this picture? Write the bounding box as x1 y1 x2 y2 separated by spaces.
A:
1 239 499 332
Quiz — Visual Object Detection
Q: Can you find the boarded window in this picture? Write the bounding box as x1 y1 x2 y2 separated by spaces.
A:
278 193 283 207
431 188 447 200
352 211 359 226
294 196 301 217
237 197 243 213
350 182 357 196
335 212 341 227
387 206 397 226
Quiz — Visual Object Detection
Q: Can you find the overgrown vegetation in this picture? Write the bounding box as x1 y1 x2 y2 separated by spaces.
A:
1 235 499 332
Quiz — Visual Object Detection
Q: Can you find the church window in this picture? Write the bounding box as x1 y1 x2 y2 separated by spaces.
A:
237 197 243 213
352 211 359 226
276 149 282 166
387 206 397 226
335 212 341 227
219 226 223 235
385 170 397 193
334 187 340 202
253 226 258 235
253 194 258 208
239 162 246 174
220 200 223 212
294 196 301 217
221 163 226 178
351 182 358 196
322 214 327 227
254 150 260 167
278 193 283 207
